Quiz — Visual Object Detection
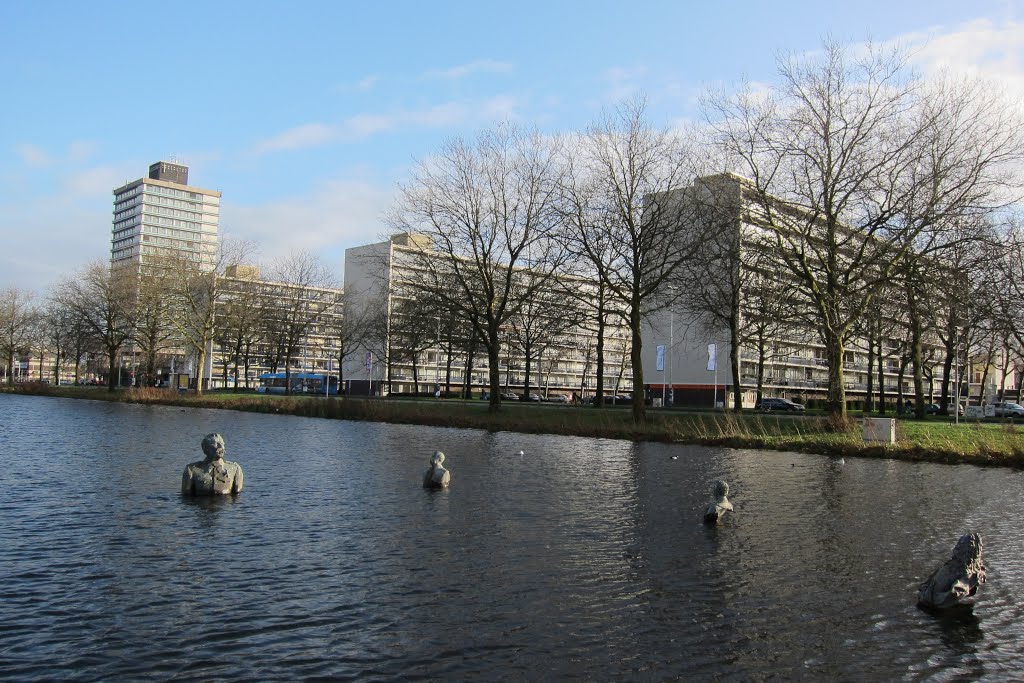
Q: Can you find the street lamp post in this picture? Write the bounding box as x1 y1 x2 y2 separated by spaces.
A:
954 328 960 426
668 309 674 408
435 316 442 398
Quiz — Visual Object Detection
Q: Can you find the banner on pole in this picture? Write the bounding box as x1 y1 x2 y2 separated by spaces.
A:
656 345 665 372
707 343 717 371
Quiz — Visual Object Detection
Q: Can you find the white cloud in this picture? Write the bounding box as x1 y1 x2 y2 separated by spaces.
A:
422 59 514 80
220 177 397 276
67 141 99 163
0 171 395 293
602 65 650 102
0 197 108 292
65 165 136 199
900 19 1024 97
356 74 379 90
252 123 339 154
480 94 524 120
15 143 51 167
14 140 98 169
251 96 526 155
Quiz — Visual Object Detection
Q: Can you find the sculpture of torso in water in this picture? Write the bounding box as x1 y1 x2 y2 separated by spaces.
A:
703 480 734 524
182 433 244 496
423 451 451 489
918 533 986 609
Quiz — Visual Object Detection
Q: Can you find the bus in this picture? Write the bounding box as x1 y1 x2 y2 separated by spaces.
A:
257 372 339 395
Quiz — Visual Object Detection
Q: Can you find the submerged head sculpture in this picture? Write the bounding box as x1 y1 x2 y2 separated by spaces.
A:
424 450 450 489
917 532 986 610
201 433 226 461
952 533 983 565
704 479 733 525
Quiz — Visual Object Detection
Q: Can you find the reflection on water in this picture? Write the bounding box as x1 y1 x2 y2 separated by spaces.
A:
1 393 1024 680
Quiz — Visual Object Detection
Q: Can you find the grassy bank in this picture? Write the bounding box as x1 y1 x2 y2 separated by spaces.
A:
5 383 1024 468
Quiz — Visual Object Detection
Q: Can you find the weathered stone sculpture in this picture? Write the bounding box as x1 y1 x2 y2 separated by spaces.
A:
703 480 733 524
917 533 986 609
181 433 244 495
423 450 451 489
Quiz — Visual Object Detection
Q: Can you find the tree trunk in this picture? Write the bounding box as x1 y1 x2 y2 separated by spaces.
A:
523 347 532 400
730 314 742 411
487 337 501 412
909 296 926 419
195 346 208 395
444 335 453 396
939 337 955 412
463 352 474 399
877 336 887 415
896 357 910 412
630 307 645 423
824 331 847 417
998 345 1011 401
977 362 989 405
865 329 875 414
107 348 117 392
594 310 606 408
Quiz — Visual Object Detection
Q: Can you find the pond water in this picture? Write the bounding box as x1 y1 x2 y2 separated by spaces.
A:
1 394 1023 680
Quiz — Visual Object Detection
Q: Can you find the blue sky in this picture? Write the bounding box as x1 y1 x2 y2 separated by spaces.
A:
2 1 1022 292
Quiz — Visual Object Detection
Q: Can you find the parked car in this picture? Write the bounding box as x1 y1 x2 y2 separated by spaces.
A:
991 401 1024 418
756 397 805 412
501 391 519 401
520 393 542 402
589 394 632 405
925 403 965 416
546 394 570 403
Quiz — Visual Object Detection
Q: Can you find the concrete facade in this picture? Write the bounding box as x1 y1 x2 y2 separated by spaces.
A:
111 161 221 274
343 234 633 398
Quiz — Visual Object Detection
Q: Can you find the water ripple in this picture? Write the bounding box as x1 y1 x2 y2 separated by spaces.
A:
2 395 1024 680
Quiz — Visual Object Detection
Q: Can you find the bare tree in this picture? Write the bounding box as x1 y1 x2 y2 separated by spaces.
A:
39 295 80 385
563 97 708 422
165 239 255 394
131 270 176 387
387 292 442 394
705 42 1024 417
506 274 587 399
216 268 268 391
320 290 368 394
263 251 338 395
559 170 626 408
678 181 805 410
389 123 567 411
0 287 37 385
995 219 1024 365
57 263 136 391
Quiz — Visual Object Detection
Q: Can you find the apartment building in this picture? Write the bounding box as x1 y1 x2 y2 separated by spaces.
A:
111 161 221 274
206 265 345 390
343 234 633 398
641 174 1001 409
